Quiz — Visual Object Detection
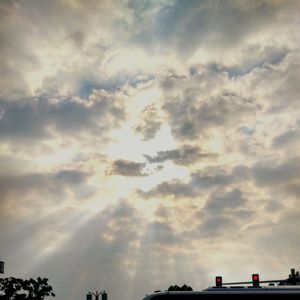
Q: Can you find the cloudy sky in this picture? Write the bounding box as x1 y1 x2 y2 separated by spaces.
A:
1 0 300 299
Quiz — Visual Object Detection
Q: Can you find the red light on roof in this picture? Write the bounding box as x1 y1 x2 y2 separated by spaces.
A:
215 276 222 287
252 274 259 281
252 274 260 287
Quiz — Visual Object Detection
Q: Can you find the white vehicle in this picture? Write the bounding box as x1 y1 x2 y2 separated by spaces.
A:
143 269 300 300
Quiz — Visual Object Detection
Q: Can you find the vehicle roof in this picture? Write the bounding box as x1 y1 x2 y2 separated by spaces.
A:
143 287 300 300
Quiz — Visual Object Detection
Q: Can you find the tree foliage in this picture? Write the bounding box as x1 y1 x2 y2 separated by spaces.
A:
0 277 55 300
167 284 193 291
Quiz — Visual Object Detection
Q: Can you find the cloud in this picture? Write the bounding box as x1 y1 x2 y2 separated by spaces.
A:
145 221 178 246
0 168 92 226
54 170 88 186
197 215 236 238
0 0 131 99
108 159 148 177
272 127 300 149
240 49 300 114
144 144 215 166
1 200 144 300
139 179 197 199
268 52 300 110
164 90 257 140
252 156 300 199
0 0 40 99
203 188 246 215
130 0 299 57
194 189 253 238
135 105 162 141
250 207 300 265
0 89 124 144
1 1 300 299
208 45 289 79
252 156 300 187
135 118 161 141
0 154 34 176
140 165 251 199
0 169 90 204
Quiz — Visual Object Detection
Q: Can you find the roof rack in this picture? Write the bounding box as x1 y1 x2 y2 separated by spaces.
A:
215 268 300 288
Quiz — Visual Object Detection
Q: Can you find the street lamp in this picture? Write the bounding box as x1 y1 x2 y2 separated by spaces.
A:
87 290 107 300
0 259 4 274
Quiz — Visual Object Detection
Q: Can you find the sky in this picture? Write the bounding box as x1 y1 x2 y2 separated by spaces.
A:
0 0 300 299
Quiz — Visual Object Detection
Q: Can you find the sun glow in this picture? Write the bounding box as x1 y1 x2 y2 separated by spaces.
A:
106 124 177 161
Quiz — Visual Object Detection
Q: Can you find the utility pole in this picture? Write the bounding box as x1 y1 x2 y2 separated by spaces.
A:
87 290 107 300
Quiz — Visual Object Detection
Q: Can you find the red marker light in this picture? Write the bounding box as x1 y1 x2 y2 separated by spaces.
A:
252 274 260 287
216 276 222 287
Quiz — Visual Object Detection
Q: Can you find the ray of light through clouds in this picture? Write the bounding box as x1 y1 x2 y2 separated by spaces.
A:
0 0 300 299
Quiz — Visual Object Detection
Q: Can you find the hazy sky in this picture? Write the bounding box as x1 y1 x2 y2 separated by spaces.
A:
1 0 300 299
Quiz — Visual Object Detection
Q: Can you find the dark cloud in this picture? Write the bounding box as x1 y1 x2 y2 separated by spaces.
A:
130 0 298 56
164 91 257 140
69 30 85 48
252 156 300 187
140 165 250 199
197 215 236 238
109 159 148 177
0 169 90 206
0 99 51 141
0 92 124 143
266 52 300 111
154 206 171 219
263 199 285 213
135 119 162 141
195 189 253 238
251 156 300 201
205 45 289 79
139 179 197 199
144 145 214 166
54 170 88 186
135 105 162 140
160 66 224 100
272 128 300 148
204 189 246 214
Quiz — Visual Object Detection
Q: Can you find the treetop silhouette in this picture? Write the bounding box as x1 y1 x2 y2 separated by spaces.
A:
0 277 55 300
167 284 193 291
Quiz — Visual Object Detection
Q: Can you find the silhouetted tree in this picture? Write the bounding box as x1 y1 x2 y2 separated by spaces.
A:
0 277 55 300
168 284 193 291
